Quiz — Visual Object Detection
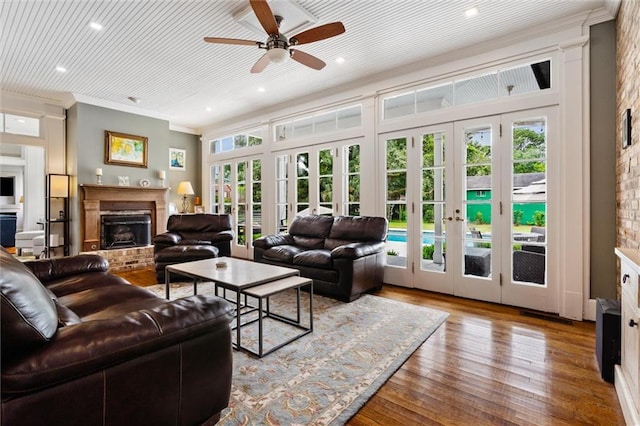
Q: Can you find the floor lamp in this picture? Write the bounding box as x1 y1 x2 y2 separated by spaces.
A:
177 181 194 213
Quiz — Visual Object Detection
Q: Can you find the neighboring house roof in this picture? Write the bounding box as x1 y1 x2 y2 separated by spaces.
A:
466 173 545 190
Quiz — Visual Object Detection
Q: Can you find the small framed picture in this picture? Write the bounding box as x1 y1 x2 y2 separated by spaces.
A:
622 108 632 149
169 147 186 171
194 206 205 214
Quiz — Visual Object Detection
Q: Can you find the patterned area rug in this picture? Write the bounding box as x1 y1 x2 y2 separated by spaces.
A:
145 282 448 425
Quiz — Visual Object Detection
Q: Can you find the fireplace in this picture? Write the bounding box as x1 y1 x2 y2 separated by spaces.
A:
100 214 151 249
80 184 170 252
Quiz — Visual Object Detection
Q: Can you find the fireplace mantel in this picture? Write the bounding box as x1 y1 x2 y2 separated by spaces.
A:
80 184 170 251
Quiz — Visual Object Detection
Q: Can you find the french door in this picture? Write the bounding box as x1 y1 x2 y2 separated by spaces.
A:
381 107 557 311
210 157 262 259
274 140 361 232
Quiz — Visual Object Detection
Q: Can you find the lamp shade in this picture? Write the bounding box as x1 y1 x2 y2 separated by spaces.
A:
176 181 194 195
49 174 69 198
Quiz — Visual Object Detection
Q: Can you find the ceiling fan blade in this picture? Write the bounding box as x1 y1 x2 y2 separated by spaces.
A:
251 52 271 73
289 22 345 45
250 0 279 35
290 49 326 70
204 37 260 46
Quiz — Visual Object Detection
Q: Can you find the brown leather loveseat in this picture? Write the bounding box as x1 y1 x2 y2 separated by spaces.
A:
0 247 234 425
253 215 388 302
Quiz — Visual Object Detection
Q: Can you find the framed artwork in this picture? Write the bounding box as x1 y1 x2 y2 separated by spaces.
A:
194 206 205 214
169 147 186 171
105 131 148 168
622 108 632 149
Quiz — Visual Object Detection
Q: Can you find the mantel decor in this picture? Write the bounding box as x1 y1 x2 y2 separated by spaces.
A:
105 130 148 168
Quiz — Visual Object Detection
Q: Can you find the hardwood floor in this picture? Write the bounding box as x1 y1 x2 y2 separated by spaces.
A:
118 268 624 425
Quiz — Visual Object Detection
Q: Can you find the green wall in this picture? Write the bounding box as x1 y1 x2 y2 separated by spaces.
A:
66 103 201 254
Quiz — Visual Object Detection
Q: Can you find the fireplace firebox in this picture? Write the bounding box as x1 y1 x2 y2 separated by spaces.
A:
100 215 151 249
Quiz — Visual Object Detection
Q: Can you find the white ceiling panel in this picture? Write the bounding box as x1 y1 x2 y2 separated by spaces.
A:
0 0 611 131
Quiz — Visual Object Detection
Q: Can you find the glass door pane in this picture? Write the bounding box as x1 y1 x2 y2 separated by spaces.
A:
463 125 493 278
222 163 232 214
511 118 547 285
420 131 446 273
251 159 262 242
318 148 333 215
275 154 289 233
235 161 246 247
345 144 361 216
296 152 309 215
385 137 408 269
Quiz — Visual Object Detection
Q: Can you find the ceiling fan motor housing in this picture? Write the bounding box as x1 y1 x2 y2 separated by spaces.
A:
266 34 289 51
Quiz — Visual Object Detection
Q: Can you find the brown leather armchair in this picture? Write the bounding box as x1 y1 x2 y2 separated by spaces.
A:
153 214 234 283
1 247 234 426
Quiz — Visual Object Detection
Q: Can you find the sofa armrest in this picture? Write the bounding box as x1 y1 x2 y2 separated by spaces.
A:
153 232 182 246
25 255 109 283
253 234 294 249
210 230 234 242
331 241 386 260
2 295 234 394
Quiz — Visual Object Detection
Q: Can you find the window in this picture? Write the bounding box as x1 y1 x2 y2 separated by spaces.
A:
1 113 40 137
382 59 552 120
210 129 263 154
274 105 362 141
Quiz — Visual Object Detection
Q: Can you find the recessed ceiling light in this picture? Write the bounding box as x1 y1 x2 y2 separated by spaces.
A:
127 96 141 104
465 7 479 18
335 57 346 64
257 87 266 92
205 107 212 112
16 119 25 124
55 66 67 73
89 22 103 31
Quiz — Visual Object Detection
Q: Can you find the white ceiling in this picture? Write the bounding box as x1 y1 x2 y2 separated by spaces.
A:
0 0 616 133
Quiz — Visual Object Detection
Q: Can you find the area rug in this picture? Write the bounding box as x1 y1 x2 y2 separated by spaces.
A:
145 282 448 425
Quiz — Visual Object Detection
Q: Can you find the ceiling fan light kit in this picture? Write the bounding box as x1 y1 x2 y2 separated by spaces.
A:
204 0 345 73
266 48 289 63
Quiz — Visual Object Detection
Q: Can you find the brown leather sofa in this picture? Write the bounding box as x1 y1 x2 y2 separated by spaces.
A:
153 214 234 283
253 215 388 302
0 247 234 426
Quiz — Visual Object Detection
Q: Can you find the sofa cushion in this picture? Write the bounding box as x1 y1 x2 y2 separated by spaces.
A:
154 245 219 263
288 215 334 241
55 302 82 327
1 248 58 350
167 214 232 234
329 216 388 241
292 236 325 249
262 245 306 263
293 250 333 269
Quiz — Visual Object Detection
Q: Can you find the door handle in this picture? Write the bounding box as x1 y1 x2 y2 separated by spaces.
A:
455 216 464 221
630 319 638 328
443 217 453 222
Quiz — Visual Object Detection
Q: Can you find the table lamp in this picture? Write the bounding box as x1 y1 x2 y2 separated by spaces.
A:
177 181 194 213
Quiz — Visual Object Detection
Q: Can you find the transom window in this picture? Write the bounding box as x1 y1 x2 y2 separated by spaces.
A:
274 105 362 141
382 59 551 120
210 129 263 154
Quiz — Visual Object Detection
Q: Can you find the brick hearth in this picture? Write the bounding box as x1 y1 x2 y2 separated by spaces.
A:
82 245 154 273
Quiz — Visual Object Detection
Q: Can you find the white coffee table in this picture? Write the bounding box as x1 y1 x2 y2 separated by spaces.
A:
165 257 310 356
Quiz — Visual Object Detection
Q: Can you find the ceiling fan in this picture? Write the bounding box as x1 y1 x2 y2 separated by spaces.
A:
204 0 345 73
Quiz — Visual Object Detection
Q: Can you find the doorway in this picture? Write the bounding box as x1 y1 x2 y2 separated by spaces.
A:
380 107 557 312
